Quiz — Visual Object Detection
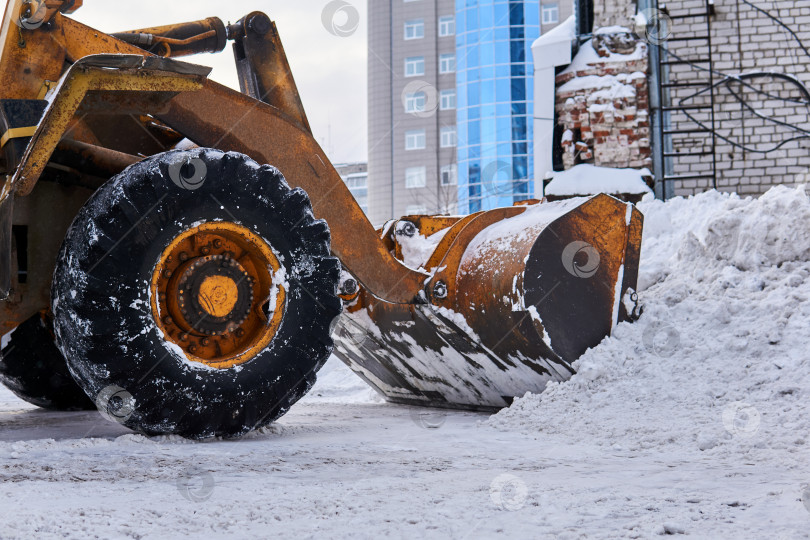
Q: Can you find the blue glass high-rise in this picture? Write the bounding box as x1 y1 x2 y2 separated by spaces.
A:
455 0 540 213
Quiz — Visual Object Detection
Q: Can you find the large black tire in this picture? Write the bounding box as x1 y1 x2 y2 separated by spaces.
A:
51 148 341 439
0 313 95 410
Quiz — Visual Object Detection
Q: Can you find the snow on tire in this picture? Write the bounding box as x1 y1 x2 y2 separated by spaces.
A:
51 148 341 439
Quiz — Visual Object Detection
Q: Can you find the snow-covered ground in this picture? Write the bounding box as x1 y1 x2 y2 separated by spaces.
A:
2 186 810 538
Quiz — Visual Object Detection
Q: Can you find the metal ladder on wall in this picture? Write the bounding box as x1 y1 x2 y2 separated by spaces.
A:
653 0 718 199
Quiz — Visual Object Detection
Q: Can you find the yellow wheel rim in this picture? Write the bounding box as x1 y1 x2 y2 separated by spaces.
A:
150 222 286 369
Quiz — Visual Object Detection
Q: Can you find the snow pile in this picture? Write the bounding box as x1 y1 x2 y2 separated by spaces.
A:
489 185 810 467
545 164 652 196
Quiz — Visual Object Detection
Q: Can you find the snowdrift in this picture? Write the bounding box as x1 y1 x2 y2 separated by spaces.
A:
489 185 810 465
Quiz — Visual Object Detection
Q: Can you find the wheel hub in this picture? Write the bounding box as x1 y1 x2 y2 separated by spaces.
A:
175 255 254 335
150 222 286 369
197 274 240 318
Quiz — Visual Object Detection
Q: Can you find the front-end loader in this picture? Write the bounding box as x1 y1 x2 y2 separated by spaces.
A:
0 0 643 438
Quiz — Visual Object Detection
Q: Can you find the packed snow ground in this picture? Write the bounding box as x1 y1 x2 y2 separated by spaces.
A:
2 186 810 538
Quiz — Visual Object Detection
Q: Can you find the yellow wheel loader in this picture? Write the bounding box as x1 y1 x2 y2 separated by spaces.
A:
0 0 643 438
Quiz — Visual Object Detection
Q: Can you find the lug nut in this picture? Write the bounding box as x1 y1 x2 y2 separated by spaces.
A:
235 328 245 338
432 281 448 299
188 344 198 354
201 246 211 255
163 269 172 278
179 252 189 262
201 338 210 346
179 333 189 341
163 316 173 325
213 239 222 249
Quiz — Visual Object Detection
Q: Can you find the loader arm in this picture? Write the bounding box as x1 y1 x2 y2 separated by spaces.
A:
0 1 429 304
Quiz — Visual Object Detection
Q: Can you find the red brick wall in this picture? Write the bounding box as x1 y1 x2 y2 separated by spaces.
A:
555 37 652 171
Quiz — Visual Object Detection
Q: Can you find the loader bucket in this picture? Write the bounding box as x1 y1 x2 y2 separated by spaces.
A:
333 194 643 410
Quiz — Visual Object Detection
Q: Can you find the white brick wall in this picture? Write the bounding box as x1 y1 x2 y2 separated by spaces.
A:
663 0 810 197
594 0 637 28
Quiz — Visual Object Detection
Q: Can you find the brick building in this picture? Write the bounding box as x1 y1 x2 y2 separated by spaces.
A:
554 32 652 171
548 0 810 198
660 0 810 196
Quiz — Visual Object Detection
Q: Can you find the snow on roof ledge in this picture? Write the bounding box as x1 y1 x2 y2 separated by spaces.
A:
531 15 576 70
545 164 653 196
532 14 576 49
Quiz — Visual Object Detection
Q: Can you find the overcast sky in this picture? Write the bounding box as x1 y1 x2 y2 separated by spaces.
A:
73 1 369 164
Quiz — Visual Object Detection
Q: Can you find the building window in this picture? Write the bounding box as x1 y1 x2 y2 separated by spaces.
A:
342 173 368 214
542 3 559 24
405 56 425 77
404 92 426 113
441 164 457 185
406 204 427 214
405 129 426 150
439 54 455 74
440 89 456 110
405 166 427 188
440 126 457 148
404 19 424 40
438 16 455 37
